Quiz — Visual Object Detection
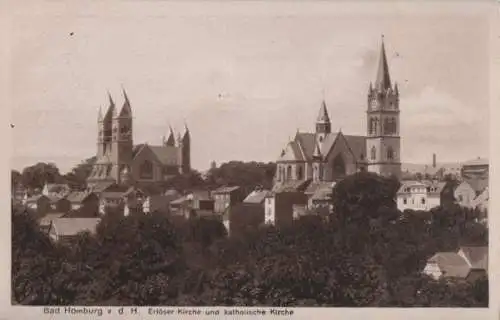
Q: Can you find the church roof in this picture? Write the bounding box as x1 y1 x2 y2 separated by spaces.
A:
285 132 366 163
344 135 367 162
149 145 180 166
294 133 316 161
132 144 180 166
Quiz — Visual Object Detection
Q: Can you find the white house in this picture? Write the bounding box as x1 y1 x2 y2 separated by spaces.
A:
396 180 447 211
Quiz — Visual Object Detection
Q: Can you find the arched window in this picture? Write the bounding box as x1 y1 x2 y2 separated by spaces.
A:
371 146 376 160
277 166 282 181
297 166 303 180
332 154 346 178
287 165 292 181
140 160 154 179
384 118 390 135
387 146 394 160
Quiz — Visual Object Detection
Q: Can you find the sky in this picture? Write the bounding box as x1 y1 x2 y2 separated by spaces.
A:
8 2 492 174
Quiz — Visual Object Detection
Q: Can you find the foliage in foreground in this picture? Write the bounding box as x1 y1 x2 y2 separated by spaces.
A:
12 173 488 307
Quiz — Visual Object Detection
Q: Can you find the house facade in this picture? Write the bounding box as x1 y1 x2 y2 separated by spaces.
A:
212 186 244 214
396 180 446 211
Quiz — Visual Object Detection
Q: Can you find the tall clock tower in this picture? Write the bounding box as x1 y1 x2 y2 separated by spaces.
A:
366 37 401 179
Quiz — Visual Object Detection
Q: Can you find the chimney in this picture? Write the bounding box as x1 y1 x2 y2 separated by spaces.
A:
432 153 436 168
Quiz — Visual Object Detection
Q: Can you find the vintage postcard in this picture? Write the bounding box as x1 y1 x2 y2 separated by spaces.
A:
3 1 499 319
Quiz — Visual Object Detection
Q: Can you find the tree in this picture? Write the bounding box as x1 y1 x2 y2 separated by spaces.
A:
21 162 64 191
64 156 96 190
11 170 22 189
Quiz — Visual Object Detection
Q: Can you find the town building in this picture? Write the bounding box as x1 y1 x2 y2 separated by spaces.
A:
396 180 447 211
212 186 245 214
265 180 310 226
42 183 71 198
274 38 401 186
423 246 488 282
47 218 101 244
65 191 100 217
25 194 51 217
86 90 191 188
143 190 182 215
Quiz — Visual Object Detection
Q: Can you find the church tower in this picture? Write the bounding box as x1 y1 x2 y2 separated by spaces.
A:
366 37 401 179
179 124 191 174
316 100 331 145
110 89 134 183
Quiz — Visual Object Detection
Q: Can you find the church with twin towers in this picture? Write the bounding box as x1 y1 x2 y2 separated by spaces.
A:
86 89 191 188
275 37 402 184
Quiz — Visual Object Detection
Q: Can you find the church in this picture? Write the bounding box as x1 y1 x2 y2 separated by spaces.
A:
275 38 402 184
86 90 191 188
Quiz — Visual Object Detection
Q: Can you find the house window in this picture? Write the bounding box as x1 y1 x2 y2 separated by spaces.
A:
297 166 303 180
371 146 376 160
403 198 407 205
287 165 292 181
140 160 154 179
387 146 394 160
421 198 426 205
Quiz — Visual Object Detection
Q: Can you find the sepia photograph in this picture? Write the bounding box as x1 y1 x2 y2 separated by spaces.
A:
6 1 496 316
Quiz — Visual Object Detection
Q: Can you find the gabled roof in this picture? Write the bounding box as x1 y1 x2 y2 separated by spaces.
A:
66 191 95 204
88 181 116 194
294 133 316 161
212 186 240 194
273 179 312 193
462 157 489 167
459 246 488 270
278 141 304 161
188 190 212 201
343 135 367 162
39 213 66 226
50 218 101 237
243 190 271 204
44 183 70 194
149 145 180 166
427 252 470 278
463 177 489 195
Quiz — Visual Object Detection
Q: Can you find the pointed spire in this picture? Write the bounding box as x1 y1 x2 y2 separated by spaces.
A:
166 125 175 146
119 87 132 117
375 35 391 91
104 91 116 121
368 82 373 94
394 82 399 95
183 122 190 140
98 106 103 122
316 100 330 123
